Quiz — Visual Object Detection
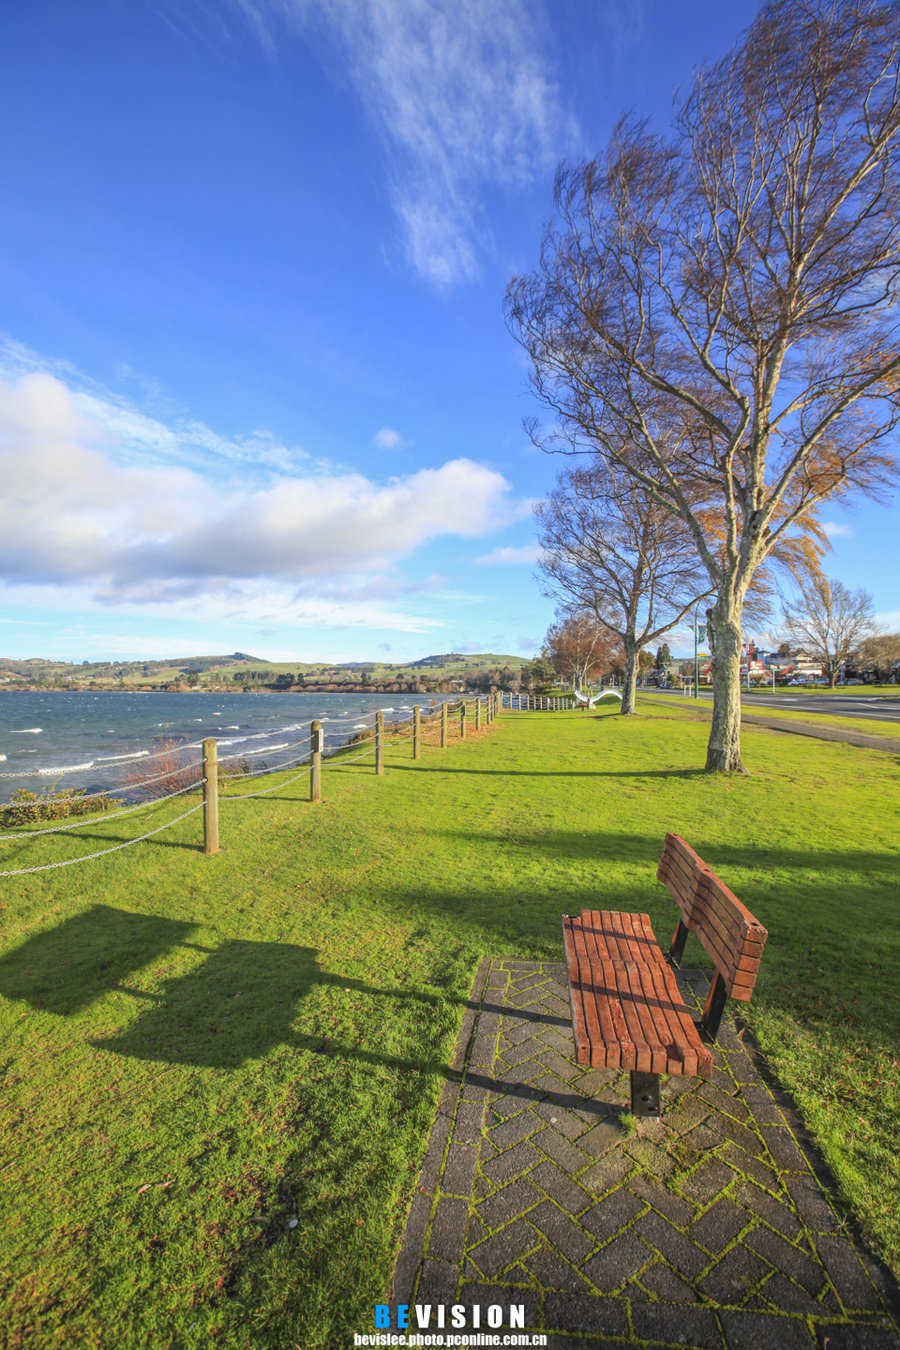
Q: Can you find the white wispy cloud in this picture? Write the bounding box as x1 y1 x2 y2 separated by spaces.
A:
0 371 513 628
224 0 576 284
374 426 405 450
823 521 854 539
474 543 542 566
0 332 320 480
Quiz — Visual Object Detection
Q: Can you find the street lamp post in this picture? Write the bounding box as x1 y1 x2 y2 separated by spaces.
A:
693 610 706 699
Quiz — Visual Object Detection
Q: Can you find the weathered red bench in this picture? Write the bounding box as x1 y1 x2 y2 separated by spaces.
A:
562 833 768 1118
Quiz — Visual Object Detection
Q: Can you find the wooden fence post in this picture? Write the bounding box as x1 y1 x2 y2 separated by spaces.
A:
202 737 220 854
310 719 322 802
375 711 384 774
460 699 467 740
441 701 448 747
413 705 421 759
475 697 481 732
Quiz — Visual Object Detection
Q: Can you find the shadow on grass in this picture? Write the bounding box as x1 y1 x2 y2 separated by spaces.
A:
387 764 708 779
0 905 197 1015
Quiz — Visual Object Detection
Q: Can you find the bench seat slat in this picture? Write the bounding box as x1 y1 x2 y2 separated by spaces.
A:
563 916 623 1067
562 913 713 1079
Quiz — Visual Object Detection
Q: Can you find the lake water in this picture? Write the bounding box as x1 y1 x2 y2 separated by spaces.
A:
0 690 447 804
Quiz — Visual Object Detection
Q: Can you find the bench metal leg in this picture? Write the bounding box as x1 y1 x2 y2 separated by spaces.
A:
699 971 729 1042
630 1071 661 1119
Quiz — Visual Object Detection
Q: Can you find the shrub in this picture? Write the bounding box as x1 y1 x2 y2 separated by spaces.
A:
0 785 123 828
122 737 203 800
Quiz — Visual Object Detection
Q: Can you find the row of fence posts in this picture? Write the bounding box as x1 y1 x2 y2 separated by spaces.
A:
200 693 501 855
504 694 573 711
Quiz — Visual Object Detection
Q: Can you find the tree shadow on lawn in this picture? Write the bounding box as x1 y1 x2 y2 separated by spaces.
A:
0 904 197 1014
388 764 708 779
428 823 899 887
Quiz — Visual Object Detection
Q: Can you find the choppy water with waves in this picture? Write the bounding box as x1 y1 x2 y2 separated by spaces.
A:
0 690 443 804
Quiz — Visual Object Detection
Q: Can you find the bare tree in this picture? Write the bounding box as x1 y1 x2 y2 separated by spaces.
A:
781 576 877 684
854 631 900 680
507 0 900 771
536 458 712 713
543 609 622 691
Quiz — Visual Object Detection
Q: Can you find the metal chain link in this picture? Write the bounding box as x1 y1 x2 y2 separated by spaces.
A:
0 801 205 878
0 776 206 842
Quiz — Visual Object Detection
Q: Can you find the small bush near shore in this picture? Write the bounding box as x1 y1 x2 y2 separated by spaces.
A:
0 784 123 827
122 737 203 800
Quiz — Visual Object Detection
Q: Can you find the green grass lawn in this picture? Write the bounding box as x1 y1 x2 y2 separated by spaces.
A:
1 708 898 1347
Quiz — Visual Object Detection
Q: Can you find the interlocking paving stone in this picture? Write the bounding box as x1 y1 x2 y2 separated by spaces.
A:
719 1308 817 1348
627 1173 695 1227
426 1197 469 1264
699 1080 753 1123
529 1158 591 1216
501 1037 544 1067
631 1302 724 1349
689 1196 750 1253
696 1241 772 1304
815 1235 885 1311
759 1271 831 1317
576 1120 623 1158
441 1144 478 1197
452 1101 486 1144
489 1108 543 1150
537 1049 584 1082
476 1176 541 1229
392 959 900 1349
639 1258 698 1303
580 1231 653 1291
481 1138 541 1187
532 1125 592 1174
529 1099 590 1140
814 1323 900 1349
735 1179 804 1241
467 1217 542 1277
744 1225 826 1297
526 1199 595 1265
580 1187 647 1242
457 1282 539 1329
709 1109 770 1156
760 1124 814 1172
543 1292 629 1337
522 1245 594 1293
467 1033 499 1068
542 1027 577 1057
717 1140 781 1192
496 1058 547 1086
416 1257 458 1304
634 1208 709 1281
785 1172 842 1233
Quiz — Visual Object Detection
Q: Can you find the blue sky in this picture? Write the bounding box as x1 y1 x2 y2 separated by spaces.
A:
1 0 897 666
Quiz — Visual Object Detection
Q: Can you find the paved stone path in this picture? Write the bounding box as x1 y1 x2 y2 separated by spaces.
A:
390 959 900 1349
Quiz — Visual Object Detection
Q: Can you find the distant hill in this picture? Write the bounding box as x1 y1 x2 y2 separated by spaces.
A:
0 651 527 690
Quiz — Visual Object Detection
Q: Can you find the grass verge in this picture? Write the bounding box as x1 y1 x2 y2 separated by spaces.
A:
0 709 898 1346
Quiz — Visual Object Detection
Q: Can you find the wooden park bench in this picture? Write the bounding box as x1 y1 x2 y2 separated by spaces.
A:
562 833 768 1118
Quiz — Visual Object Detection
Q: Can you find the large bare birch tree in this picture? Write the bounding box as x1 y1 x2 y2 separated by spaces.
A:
506 0 900 771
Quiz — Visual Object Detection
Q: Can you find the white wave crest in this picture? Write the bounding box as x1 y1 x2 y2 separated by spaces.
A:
11 727 42 734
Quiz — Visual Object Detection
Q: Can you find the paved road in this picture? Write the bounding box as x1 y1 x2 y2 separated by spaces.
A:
745 692 900 723
651 690 900 725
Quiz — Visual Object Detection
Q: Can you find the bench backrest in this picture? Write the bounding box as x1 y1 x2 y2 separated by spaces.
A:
657 833 767 1002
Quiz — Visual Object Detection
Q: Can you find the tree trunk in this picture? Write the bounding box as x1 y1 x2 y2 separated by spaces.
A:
705 598 746 773
621 638 638 715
